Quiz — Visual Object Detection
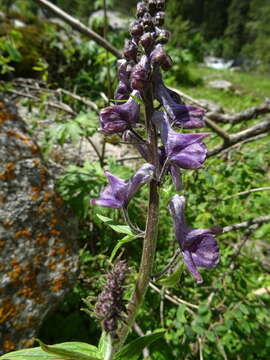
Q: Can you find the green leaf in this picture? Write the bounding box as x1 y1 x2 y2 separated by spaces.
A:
114 330 165 360
96 214 113 223
108 224 133 235
110 234 138 262
158 263 183 287
4 43 22 62
0 342 100 360
176 304 187 327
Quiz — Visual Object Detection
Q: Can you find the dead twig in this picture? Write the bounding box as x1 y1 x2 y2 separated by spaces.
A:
222 214 270 233
222 186 270 201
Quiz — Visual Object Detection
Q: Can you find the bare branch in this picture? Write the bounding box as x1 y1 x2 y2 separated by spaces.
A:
149 282 199 310
36 0 122 59
222 214 270 233
56 88 99 114
133 323 150 359
7 89 75 115
223 186 270 201
207 100 270 124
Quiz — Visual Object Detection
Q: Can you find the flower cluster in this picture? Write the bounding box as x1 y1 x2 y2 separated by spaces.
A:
93 0 221 286
95 261 128 333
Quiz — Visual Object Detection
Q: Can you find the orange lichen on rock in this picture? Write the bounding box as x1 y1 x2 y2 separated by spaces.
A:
44 192 52 199
50 229 60 237
18 287 34 298
3 337 16 352
0 162 16 180
0 112 16 125
0 298 17 324
8 265 22 280
52 276 66 292
36 233 48 245
3 220 14 227
15 229 32 239
6 129 31 143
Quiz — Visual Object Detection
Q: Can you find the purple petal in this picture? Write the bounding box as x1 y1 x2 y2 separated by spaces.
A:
126 163 155 203
168 194 220 283
170 164 182 191
170 142 207 169
100 90 140 134
92 164 154 209
182 250 203 283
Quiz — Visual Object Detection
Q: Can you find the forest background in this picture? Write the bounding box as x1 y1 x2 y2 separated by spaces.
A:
0 0 270 359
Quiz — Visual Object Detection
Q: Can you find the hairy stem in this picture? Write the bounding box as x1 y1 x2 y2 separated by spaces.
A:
114 83 160 353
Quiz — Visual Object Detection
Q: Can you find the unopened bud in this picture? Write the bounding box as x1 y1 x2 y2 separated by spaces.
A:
155 27 171 44
142 12 153 27
131 55 149 90
157 0 165 10
123 40 138 61
130 20 143 37
136 1 148 18
155 11 165 26
150 44 173 70
148 0 157 15
140 32 155 52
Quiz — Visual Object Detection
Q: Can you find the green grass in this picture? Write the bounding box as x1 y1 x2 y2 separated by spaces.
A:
174 64 270 112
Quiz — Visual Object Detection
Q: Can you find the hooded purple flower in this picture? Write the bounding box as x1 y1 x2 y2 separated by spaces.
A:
114 59 131 101
152 112 210 170
130 55 150 91
168 195 221 283
100 90 141 134
154 73 205 129
92 163 155 209
124 130 182 191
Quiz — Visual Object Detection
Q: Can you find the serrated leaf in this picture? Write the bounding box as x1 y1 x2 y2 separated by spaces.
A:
0 342 100 360
110 234 138 262
114 330 165 360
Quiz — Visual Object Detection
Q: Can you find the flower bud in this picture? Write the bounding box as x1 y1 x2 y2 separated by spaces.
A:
157 0 165 10
142 12 153 27
155 11 165 26
155 27 171 44
150 44 173 71
140 32 155 52
136 1 148 18
123 40 138 61
148 0 157 15
130 55 150 90
100 90 141 134
130 20 143 37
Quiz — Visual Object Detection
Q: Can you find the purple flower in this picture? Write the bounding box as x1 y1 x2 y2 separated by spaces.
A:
92 163 155 209
154 74 205 129
152 112 210 170
123 131 182 191
168 195 221 283
114 59 131 101
100 90 141 134
150 44 173 71
131 55 150 91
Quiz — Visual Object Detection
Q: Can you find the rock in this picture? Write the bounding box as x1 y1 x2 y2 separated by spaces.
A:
204 56 233 70
0 98 78 354
197 99 224 113
89 10 131 30
207 80 233 91
13 19 26 28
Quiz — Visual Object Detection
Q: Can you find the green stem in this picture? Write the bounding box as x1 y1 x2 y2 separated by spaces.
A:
113 83 160 354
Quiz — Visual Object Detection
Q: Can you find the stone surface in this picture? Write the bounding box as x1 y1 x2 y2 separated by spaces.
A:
0 97 78 354
197 99 224 113
207 80 233 91
89 10 131 30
